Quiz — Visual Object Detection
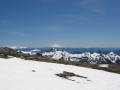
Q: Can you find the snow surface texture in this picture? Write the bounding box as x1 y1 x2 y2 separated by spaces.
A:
0 57 120 90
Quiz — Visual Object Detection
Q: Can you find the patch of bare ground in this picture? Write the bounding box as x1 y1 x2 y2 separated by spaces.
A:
55 71 91 83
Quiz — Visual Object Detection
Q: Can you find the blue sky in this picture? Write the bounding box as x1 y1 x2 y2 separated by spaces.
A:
0 0 120 47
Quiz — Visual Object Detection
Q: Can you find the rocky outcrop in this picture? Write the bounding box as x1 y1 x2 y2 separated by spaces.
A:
0 47 42 59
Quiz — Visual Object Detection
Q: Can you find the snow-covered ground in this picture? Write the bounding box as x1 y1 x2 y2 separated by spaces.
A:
0 57 120 90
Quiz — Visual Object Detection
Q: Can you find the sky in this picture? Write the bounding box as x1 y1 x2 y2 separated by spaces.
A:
0 0 120 48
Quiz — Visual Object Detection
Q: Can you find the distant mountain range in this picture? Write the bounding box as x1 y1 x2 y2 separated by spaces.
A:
19 48 120 64
9 46 28 49
17 47 120 54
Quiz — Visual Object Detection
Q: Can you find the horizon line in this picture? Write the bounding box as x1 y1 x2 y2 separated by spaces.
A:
1 45 120 49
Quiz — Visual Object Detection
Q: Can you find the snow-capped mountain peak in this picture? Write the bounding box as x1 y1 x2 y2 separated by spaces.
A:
51 43 63 48
42 49 120 64
20 48 120 64
9 46 28 49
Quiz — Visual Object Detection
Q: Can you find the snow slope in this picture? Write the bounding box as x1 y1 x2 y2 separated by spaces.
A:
0 57 120 90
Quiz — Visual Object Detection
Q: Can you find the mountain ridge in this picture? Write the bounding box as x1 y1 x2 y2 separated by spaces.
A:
20 48 120 64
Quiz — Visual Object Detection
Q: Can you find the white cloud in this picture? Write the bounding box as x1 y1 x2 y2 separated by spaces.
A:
80 0 97 5
79 0 106 14
51 43 63 48
91 9 106 14
42 26 65 31
0 20 10 25
42 0 50 3
33 25 66 31
42 0 57 3
60 14 89 23
8 32 28 37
